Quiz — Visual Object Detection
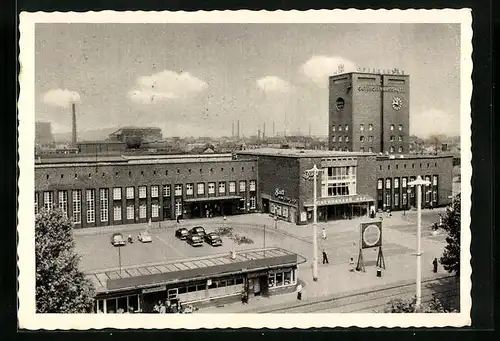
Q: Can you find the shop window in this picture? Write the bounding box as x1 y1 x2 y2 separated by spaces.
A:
276 273 283 286
178 287 187 294
106 298 117 313
284 271 292 285
282 206 288 218
227 279 235 286
235 278 244 285
187 286 196 293
208 281 217 289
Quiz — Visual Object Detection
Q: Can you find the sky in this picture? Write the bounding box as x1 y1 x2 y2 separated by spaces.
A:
35 23 461 138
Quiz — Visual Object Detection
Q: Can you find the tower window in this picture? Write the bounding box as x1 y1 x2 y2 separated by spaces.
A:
345 125 349 131
368 124 373 131
338 125 343 131
368 136 374 142
332 125 336 132
360 147 364 152
332 136 336 142
398 124 403 131
360 124 364 131
368 147 373 152
390 124 395 131
345 136 349 142
360 136 365 142
338 136 343 142
398 146 403 153
398 135 403 142
390 146 395 153
390 135 395 142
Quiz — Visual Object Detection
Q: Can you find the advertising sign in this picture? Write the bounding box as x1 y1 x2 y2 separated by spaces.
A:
360 221 382 249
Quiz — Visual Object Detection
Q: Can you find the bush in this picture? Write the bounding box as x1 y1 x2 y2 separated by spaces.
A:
384 295 457 313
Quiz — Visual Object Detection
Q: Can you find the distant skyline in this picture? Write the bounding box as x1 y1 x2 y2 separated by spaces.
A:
35 23 461 138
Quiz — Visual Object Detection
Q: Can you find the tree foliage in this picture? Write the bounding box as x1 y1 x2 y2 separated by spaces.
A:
35 209 95 313
440 193 461 276
384 295 456 313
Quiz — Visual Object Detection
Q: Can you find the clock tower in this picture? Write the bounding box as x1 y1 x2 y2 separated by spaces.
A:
329 70 410 154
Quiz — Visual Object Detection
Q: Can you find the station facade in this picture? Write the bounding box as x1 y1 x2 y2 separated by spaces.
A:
35 154 259 229
237 148 453 224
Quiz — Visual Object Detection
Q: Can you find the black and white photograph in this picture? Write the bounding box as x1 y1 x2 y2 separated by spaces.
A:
18 9 472 329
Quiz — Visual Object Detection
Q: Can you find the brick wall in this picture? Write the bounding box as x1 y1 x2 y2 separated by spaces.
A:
329 74 353 151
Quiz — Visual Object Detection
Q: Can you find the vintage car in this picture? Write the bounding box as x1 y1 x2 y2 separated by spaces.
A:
110 233 126 246
175 227 189 240
188 226 206 238
204 232 223 246
138 231 152 243
186 233 204 247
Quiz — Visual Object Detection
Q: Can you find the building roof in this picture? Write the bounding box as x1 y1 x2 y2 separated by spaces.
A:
85 247 303 294
35 153 257 167
237 148 373 158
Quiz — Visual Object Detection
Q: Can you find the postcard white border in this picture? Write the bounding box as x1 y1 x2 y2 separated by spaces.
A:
18 9 472 329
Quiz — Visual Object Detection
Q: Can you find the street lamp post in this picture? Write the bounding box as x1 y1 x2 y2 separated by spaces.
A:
118 245 122 274
304 164 321 282
408 175 431 309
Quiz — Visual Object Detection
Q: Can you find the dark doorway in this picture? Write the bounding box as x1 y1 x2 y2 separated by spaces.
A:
262 199 270 214
259 275 269 297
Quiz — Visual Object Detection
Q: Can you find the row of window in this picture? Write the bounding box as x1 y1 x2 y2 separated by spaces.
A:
36 189 257 224
377 175 438 190
44 166 255 180
332 124 404 132
109 180 256 200
379 161 439 171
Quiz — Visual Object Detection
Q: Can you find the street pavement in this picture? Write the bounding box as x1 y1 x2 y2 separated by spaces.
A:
73 208 454 313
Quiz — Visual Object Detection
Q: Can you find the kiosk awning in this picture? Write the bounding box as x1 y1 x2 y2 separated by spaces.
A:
304 194 375 207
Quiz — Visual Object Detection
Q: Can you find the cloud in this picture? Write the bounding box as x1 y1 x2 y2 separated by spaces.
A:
410 108 460 138
256 76 291 93
42 88 81 108
129 70 207 104
300 56 357 87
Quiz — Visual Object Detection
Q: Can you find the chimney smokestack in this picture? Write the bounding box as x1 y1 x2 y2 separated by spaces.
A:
263 123 266 139
232 122 234 137
273 122 275 136
71 103 77 146
237 120 240 138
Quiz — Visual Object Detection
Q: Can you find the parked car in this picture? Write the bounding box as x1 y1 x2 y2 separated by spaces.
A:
138 231 152 243
186 233 204 247
175 227 189 240
111 233 126 246
204 232 223 246
189 226 206 238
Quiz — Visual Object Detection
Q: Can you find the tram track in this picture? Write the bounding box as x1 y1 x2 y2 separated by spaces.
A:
257 275 457 313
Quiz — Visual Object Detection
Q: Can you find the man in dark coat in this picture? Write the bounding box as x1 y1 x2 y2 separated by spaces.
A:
433 258 438 273
322 249 329 264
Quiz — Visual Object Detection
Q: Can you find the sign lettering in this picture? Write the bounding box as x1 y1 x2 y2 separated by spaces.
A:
142 285 167 294
357 86 405 93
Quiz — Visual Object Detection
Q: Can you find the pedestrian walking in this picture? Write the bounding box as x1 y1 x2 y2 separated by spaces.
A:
321 227 326 240
159 302 166 314
296 283 303 300
349 257 355 272
433 258 438 273
176 215 180 224
322 249 329 264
